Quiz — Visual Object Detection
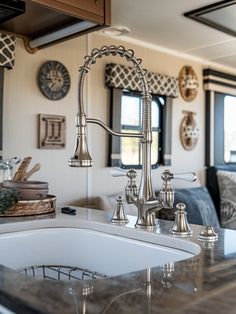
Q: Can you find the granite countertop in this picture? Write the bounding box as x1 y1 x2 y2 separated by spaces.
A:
0 207 235 314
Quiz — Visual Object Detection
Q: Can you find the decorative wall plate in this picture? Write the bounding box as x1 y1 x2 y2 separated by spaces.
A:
38 60 70 100
179 66 199 102
180 111 199 151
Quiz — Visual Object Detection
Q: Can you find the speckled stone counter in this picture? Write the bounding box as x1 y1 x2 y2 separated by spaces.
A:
0 207 235 314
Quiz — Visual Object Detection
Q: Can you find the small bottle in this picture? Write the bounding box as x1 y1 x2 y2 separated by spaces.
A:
0 157 21 183
0 161 12 183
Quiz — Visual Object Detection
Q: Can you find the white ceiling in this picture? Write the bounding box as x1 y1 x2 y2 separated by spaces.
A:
108 0 236 72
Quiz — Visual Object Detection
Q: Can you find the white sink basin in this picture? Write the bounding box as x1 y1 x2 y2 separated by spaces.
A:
0 227 200 277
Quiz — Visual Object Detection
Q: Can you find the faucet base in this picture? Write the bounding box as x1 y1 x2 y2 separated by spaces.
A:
135 224 158 231
135 213 159 230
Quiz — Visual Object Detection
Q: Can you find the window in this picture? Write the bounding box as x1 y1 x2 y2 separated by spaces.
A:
204 68 236 168
206 91 236 167
224 95 236 163
108 88 172 169
120 91 162 167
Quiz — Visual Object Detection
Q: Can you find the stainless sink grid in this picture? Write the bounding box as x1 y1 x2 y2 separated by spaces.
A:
17 265 107 281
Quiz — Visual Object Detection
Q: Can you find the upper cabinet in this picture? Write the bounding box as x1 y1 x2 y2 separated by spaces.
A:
29 0 108 24
0 0 111 52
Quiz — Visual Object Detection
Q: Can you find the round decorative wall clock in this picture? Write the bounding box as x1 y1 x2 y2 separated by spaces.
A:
179 65 199 102
38 60 70 100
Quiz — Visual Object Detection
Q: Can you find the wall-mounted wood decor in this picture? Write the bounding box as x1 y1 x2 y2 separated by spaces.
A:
38 114 66 149
180 111 199 151
179 66 199 102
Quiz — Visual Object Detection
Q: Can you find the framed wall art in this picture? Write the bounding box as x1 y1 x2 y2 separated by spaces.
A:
38 114 66 149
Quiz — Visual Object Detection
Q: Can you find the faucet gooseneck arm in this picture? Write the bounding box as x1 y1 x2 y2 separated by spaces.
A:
69 45 162 229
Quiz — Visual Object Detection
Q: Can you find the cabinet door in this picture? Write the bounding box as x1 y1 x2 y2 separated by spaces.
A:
55 0 104 17
29 0 108 24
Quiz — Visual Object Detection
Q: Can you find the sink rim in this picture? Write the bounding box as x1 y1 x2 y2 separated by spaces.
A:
0 207 201 280
0 221 201 256
0 225 199 279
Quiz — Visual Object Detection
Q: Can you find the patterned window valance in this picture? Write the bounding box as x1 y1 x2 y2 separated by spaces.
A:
203 68 236 96
0 33 16 70
105 63 178 98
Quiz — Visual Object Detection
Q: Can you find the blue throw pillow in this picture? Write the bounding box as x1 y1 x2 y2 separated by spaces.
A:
157 186 220 227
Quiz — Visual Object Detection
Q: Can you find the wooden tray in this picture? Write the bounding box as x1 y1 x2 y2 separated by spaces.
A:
0 195 56 217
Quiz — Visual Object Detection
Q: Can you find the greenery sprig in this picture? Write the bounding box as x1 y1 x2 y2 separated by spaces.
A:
0 188 20 214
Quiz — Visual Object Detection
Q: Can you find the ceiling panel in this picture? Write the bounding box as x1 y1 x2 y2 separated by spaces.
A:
110 0 236 71
186 39 236 60
211 55 236 69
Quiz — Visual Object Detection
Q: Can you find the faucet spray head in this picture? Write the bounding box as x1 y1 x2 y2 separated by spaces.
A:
69 133 93 167
69 113 93 167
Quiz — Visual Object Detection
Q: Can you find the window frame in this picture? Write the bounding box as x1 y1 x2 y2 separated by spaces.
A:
120 90 162 169
108 87 172 169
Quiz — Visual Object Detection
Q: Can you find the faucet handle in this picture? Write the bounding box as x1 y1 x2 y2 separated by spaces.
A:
110 168 128 177
170 203 193 237
126 169 137 179
159 170 175 208
159 170 197 209
159 174 175 209
125 169 138 204
161 170 197 182
172 172 197 182
111 196 129 224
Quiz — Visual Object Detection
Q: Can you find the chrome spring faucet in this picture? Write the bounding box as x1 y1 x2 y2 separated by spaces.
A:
69 45 196 230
